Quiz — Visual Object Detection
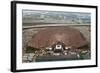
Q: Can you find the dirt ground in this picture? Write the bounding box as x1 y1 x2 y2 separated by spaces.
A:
22 24 91 63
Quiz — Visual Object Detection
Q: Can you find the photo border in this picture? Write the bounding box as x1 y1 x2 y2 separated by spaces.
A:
11 1 98 72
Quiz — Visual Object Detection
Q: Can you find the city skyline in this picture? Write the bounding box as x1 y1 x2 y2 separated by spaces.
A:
23 10 91 24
